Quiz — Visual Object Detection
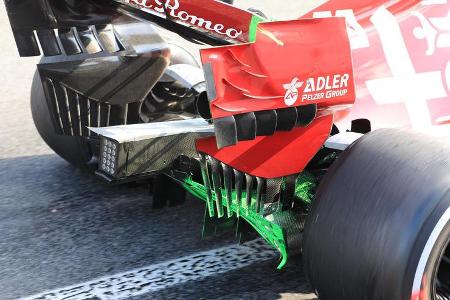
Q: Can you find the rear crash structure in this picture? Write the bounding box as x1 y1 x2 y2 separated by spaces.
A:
4 0 450 299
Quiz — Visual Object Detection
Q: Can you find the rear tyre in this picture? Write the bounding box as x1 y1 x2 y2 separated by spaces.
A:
303 129 450 300
31 70 94 170
30 43 199 170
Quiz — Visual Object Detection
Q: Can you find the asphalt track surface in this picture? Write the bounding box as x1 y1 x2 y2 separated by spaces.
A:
0 1 324 299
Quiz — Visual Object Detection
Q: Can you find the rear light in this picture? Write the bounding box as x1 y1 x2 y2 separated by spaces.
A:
99 138 119 176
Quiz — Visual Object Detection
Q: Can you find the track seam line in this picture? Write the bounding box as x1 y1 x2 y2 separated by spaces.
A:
18 239 277 300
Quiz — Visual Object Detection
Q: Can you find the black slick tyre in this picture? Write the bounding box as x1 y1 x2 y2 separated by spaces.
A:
31 70 94 170
303 129 450 300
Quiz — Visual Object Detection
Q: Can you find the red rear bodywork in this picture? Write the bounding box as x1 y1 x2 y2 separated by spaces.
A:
197 18 354 178
120 0 450 177
121 0 450 130
201 19 354 119
303 0 450 131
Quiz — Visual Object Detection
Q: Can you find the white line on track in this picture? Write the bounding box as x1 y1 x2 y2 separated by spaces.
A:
19 240 277 300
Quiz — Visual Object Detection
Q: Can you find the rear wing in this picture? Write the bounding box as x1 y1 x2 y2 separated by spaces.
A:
3 0 263 57
3 0 120 56
113 0 263 43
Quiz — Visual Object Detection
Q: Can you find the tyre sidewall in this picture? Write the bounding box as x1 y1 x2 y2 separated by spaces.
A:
409 192 450 299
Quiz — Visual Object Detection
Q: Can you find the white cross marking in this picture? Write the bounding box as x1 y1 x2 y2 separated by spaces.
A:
367 6 448 129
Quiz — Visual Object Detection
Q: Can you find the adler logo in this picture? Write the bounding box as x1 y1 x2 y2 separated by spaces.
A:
283 73 350 105
126 0 243 39
283 78 304 106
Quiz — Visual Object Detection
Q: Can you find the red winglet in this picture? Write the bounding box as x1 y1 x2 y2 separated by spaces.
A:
201 18 355 119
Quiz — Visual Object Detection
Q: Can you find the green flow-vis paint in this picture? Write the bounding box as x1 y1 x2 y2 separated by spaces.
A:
183 177 288 269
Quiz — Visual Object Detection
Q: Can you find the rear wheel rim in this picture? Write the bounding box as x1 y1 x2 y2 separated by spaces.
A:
436 239 450 300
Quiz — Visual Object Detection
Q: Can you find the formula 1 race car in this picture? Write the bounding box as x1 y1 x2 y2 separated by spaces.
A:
4 0 450 299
